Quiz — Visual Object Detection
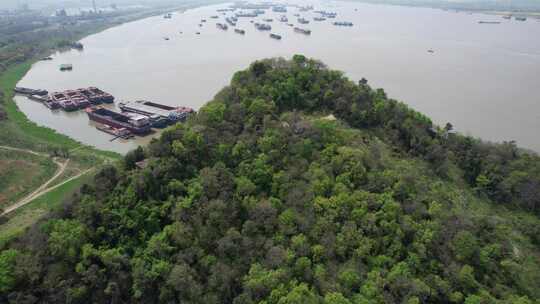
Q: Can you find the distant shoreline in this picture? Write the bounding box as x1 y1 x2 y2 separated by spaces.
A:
347 0 540 18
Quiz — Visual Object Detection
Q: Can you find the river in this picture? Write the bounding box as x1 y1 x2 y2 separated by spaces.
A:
14 1 540 153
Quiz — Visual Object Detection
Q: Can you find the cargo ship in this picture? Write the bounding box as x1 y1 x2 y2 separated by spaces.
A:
96 124 133 140
294 27 311 35
76 87 114 104
333 21 353 26
64 90 91 109
14 87 48 96
269 33 282 40
59 64 73 71
255 23 271 30
217 23 228 30
86 107 151 135
118 100 194 125
235 28 246 34
51 92 78 111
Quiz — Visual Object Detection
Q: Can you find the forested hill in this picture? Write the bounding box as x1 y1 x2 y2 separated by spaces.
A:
1 56 540 303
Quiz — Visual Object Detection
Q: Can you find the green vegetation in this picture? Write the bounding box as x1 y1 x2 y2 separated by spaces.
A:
0 171 92 248
0 149 56 207
1 56 538 303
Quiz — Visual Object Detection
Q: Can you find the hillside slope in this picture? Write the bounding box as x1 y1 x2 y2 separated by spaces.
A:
1 56 539 303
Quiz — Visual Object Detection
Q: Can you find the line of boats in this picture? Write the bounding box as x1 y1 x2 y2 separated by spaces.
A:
14 86 194 140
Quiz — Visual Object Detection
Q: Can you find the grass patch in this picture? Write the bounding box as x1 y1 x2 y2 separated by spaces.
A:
0 171 92 248
0 149 57 207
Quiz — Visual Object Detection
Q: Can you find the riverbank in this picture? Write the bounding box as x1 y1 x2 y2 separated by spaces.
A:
0 0 225 248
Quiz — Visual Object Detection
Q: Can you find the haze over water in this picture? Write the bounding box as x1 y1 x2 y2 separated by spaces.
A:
15 1 540 153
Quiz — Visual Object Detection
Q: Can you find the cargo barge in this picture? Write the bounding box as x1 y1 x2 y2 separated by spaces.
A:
51 92 78 111
217 23 228 30
119 100 194 125
96 124 134 140
86 107 151 135
14 87 48 96
78 87 114 104
64 90 91 109
294 27 311 35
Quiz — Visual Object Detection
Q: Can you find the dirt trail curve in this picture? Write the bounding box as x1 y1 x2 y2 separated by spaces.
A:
0 146 73 216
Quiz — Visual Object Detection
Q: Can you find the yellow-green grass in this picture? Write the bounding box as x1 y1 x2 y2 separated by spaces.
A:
0 149 57 208
0 171 93 248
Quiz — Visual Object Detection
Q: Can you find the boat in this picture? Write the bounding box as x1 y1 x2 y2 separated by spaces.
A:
294 27 311 35
263 18 273 22
217 23 228 30
118 100 194 124
164 37 170 41
164 13 172 19
210 15 219 19
298 18 309 24
201 19 207 22
51 92 78 111
14 87 48 96
59 64 73 71
78 87 114 104
64 90 91 109
86 106 151 135
428 49 435 53
40 56 53 61
287 23 294 27
196 32 201 35
515 16 527 21
478 21 501 24
43 98 61 110
314 17 325 21
235 28 246 34
269 33 282 40
226 17 237 26
272 6 287 13
333 21 353 26
502 15 512 19
96 124 133 140
279 15 288 22
254 23 271 30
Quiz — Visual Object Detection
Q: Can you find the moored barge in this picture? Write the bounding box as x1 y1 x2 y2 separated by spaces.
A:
86 106 151 135
14 87 48 96
51 91 78 111
294 27 311 35
119 100 194 125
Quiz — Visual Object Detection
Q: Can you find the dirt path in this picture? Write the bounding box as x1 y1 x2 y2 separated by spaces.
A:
0 146 80 216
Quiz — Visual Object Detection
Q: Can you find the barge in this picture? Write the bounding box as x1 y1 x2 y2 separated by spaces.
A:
235 28 246 34
294 27 311 35
76 87 114 104
254 23 271 30
298 18 309 24
51 92 78 111
269 33 282 40
96 124 133 140
60 64 73 71
86 106 151 135
14 87 48 96
64 90 91 109
118 100 194 125
217 23 228 30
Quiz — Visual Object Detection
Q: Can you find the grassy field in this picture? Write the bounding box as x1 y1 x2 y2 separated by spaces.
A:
0 149 57 207
0 171 92 248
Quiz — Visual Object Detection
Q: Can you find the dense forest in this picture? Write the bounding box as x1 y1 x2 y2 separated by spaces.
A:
1 56 539 303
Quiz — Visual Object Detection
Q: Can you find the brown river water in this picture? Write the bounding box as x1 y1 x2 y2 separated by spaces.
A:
14 1 540 153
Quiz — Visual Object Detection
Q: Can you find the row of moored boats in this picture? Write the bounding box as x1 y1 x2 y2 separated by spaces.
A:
14 87 194 140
